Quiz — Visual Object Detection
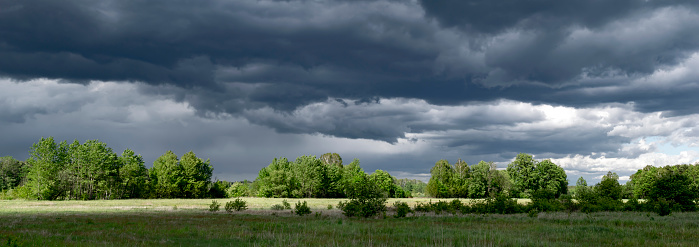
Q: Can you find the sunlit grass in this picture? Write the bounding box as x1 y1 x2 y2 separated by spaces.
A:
0 199 695 246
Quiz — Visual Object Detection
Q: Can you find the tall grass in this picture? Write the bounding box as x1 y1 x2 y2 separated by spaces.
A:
0 199 697 246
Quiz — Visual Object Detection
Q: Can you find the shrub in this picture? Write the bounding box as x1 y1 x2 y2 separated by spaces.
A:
271 204 285 210
449 199 464 213
432 201 450 214
560 194 579 212
413 202 432 213
623 197 642 212
282 199 291 210
393 201 412 218
654 198 672 216
596 197 623 212
327 204 333 210
338 198 387 218
225 198 247 212
527 209 539 218
339 173 387 218
209 200 221 212
226 182 250 197
489 194 523 214
294 201 312 216
648 172 697 212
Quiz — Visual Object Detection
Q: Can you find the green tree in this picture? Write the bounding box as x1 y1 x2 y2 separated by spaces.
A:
255 158 298 198
293 155 326 198
369 169 406 198
25 137 69 200
66 139 121 200
150 151 184 198
0 157 27 191
595 172 622 201
630 165 659 199
469 161 491 198
341 159 365 197
533 159 568 197
180 151 213 198
507 153 537 198
119 149 149 199
426 159 454 198
340 170 387 217
647 169 696 211
507 154 567 198
452 159 470 198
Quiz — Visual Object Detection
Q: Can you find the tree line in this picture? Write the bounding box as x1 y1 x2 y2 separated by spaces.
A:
252 153 413 198
426 153 567 199
2 137 698 211
0 137 217 200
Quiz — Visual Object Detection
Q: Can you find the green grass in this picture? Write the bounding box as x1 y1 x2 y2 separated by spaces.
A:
0 198 696 246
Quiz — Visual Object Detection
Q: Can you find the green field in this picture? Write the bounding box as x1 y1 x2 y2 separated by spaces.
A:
1 198 697 246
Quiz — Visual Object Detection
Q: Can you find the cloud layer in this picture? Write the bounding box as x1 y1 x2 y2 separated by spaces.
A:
2 0 699 182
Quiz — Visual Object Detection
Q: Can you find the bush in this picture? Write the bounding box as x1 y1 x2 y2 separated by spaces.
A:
449 199 464 212
271 204 285 210
327 204 333 210
338 198 387 218
560 194 579 212
209 200 221 212
282 199 291 210
226 182 250 198
432 201 450 214
225 198 247 212
623 197 642 211
413 202 431 213
488 194 523 214
654 198 672 216
339 173 387 218
294 201 312 216
393 201 412 218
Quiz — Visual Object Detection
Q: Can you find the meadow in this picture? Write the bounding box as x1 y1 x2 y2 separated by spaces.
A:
1 198 697 246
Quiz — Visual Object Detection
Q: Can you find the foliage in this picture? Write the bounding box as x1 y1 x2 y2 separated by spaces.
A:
208 181 228 198
271 204 285 210
119 149 148 199
596 172 623 201
209 200 221 212
282 199 291 209
392 201 411 218
293 201 311 216
225 198 247 212
396 178 426 197
0 157 27 191
507 154 567 198
426 159 510 198
413 202 432 212
338 172 387 218
647 170 696 212
226 182 250 197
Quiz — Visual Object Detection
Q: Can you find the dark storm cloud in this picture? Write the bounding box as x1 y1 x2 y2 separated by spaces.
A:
3 0 699 144
420 0 699 87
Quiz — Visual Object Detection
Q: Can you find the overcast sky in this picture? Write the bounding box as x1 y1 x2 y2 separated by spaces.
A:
3 0 699 184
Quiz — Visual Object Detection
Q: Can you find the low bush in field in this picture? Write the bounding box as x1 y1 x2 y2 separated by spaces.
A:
271 204 285 210
392 201 411 218
282 199 292 209
209 200 221 212
225 198 247 212
294 201 311 216
413 202 432 213
431 200 450 214
338 173 388 218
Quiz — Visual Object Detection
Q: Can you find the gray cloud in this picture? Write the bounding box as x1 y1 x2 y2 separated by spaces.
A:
3 0 699 182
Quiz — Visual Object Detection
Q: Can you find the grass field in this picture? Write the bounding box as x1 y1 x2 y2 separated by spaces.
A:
1 198 697 246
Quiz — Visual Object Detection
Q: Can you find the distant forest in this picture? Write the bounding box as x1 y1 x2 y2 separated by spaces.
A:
2 137 698 210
